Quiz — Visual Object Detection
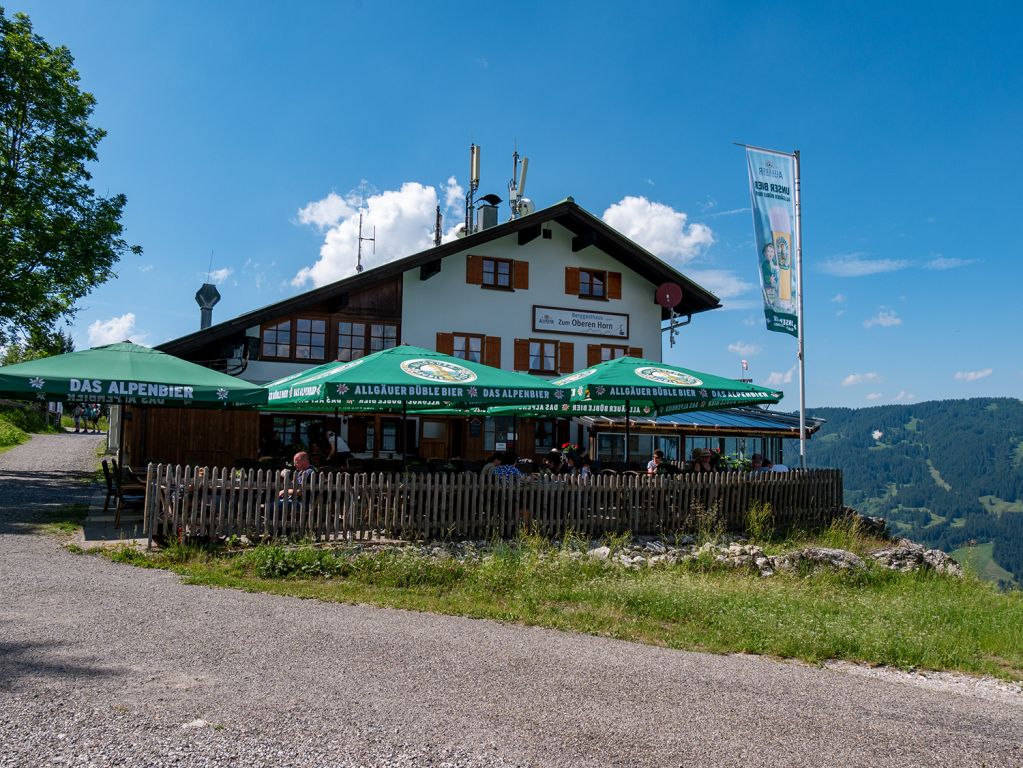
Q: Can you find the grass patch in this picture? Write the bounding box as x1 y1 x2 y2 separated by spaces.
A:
97 532 1023 681
951 542 1018 587
25 503 89 536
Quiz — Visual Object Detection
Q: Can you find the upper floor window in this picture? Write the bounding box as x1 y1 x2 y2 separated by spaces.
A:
579 269 606 299
261 320 291 359
587 344 643 366
261 316 326 361
453 333 484 363
483 257 512 289
338 321 398 361
466 255 529 290
529 340 557 374
565 267 622 300
294 318 326 360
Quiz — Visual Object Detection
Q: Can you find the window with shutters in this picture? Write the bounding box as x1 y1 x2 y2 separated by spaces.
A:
482 257 512 289
600 344 628 361
587 344 644 366
529 340 558 374
261 316 327 361
452 333 484 363
579 269 606 299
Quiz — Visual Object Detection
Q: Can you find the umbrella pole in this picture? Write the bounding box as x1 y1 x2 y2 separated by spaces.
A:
624 399 631 470
116 405 126 528
401 401 407 471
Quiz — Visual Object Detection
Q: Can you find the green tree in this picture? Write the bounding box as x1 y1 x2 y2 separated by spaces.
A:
1 326 73 364
0 9 140 345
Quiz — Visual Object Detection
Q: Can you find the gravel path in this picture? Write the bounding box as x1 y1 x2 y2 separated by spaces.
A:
1 433 1021 767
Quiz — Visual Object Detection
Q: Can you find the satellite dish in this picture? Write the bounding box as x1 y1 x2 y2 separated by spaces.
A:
655 282 683 308
519 198 535 215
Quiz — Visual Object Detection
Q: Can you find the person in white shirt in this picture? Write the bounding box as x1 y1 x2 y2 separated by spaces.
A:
325 429 352 467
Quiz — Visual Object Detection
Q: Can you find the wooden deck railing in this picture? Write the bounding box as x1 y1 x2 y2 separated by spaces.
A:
144 465 844 544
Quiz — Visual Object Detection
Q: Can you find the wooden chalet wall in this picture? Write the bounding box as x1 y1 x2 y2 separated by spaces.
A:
125 407 258 468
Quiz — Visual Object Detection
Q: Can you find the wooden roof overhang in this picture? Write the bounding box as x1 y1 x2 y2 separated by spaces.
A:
159 199 721 356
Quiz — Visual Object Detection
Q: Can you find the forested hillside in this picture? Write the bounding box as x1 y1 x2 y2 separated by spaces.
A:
801 398 1023 587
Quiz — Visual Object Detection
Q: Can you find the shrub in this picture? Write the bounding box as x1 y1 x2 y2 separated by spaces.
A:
746 500 775 542
0 418 28 448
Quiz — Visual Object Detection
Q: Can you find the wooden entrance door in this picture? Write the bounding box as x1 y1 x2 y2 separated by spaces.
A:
419 419 450 460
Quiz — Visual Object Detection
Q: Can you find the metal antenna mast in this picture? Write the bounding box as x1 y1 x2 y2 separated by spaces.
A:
434 205 442 246
356 213 375 274
464 143 480 235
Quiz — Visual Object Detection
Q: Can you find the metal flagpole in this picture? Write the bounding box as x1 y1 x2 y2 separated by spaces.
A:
794 149 806 468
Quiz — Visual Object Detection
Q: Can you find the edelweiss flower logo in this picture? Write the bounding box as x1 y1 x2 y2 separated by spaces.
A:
36 393 46 400
216 388 229 401
337 384 349 395
554 389 564 399
468 386 477 397
596 386 606 396
29 377 45 389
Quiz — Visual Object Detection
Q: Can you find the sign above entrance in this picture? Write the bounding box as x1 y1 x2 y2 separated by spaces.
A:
532 306 629 339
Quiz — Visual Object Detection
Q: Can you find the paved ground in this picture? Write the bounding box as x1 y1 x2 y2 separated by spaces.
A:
1 433 1021 767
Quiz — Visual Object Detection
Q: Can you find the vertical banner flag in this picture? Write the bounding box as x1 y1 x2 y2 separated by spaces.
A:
746 149 798 337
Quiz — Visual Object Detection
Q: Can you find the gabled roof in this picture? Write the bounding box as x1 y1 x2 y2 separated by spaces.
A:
159 198 722 355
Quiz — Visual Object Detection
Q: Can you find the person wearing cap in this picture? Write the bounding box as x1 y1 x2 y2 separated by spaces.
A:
690 448 714 473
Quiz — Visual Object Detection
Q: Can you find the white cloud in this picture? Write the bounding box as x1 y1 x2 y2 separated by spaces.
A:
865 392 882 401
685 269 754 303
443 176 463 212
763 366 796 387
88 313 145 347
601 196 713 265
925 256 976 270
831 293 846 303
891 389 914 402
842 372 881 387
297 191 355 231
208 267 233 285
820 254 910 277
954 368 993 382
139 264 155 273
705 207 750 219
294 182 448 287
727 341 761 356
864 308 902 328
742 315 759 327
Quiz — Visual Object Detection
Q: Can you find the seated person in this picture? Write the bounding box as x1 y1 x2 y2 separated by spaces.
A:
564 453 592 479
647 449 665 475
492 451 524 480
325 429 353 467
279 451 316 504
480 453 500 476
689 448 714 473
751 453 771 471
543 449 565 475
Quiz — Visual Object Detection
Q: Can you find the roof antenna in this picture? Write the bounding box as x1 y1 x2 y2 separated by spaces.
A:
508 146 533 219
464 143 480 236
434 205 442 246
356 212 375 273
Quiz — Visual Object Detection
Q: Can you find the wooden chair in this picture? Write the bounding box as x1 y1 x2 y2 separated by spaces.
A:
101 459 145 528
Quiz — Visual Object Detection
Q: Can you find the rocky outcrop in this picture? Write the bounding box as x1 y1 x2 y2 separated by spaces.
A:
871 539 964 577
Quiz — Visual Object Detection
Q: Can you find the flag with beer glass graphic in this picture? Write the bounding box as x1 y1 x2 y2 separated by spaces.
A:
746 149 798 337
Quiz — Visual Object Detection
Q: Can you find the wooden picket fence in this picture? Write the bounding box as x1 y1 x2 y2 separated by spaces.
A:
143 464 844 544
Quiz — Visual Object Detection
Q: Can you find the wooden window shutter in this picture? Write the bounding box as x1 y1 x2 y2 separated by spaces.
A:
466 255 483 285
628 347 643 358
607 272 622 300
558 342 575 374
513 339 530 371
484 336 502 368
512 260 529 290
587 344 602 366
564 267 580 295
436 332 454 355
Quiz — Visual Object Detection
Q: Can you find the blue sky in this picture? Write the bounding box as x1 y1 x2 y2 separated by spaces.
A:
11 0 1022 408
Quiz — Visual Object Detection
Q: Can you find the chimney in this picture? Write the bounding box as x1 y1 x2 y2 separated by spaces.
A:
195 282 221 330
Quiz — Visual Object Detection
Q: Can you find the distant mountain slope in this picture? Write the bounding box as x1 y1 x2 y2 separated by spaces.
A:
803 398 1023 586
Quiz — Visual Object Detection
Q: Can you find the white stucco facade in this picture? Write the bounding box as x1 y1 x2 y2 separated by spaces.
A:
400 221 663 372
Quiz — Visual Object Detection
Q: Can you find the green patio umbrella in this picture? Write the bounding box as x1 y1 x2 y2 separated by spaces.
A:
263 344 567 411
0 341 266 406
0 341 267 505
262 344 568 463
549 356 783 466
